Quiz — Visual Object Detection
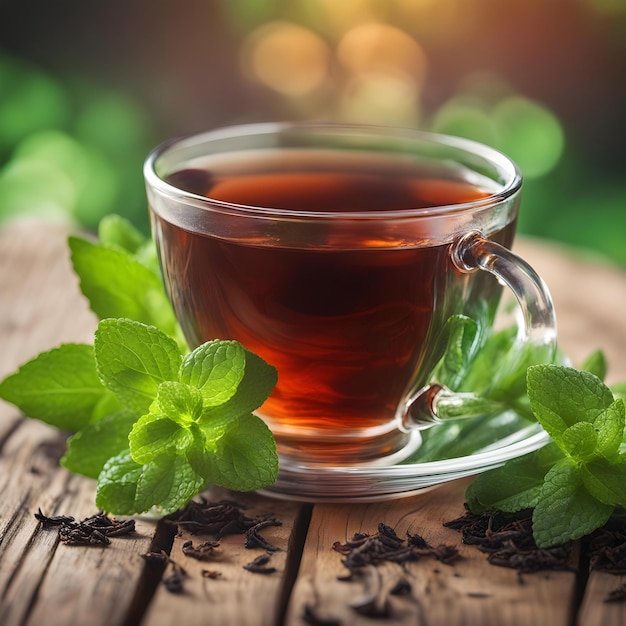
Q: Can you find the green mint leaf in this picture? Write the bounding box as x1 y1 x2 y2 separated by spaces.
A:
129 411 193 464
489 340 556 403
202 348 278 422
581 457 626 507
466 443 563 513
134 241 162 276
89 391 124 423
458 326 517 393
434 315 479 390
95 451 144 515
97 214 147 254
94 319 182 413
153 381 204 427
134 453 206 515
68 236 182 343
562 422 598 462
209 414 278 491
412 411 531 463
97 215 161 276
581 349 607 381
184 427 213 480
527 365 616 446
62 409 137 479
96 450 206 516
0 344 106 431
532 458 613 548
593 399 625 461
179 340 246 407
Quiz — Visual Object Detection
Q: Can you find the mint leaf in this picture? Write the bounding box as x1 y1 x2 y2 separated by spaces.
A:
466 443 563 513
527 365 615 446
62 409 137 479
90 391 124 423
179 340 246 407
98 214 147 254
562 422 598 462
129 413 192 464
184 426 213 480
581 349 607 381
202 348 278 422
458 326 517 393
581 457 626 507
69 236 182 342
467 364 626 548
209 413 278 491
94 319 181 413
97 215 161 276
593 399 625 461
532 459 613 548
96 449 206 516
134 453 206 515
433 315 479 390
96 451 144 515
0 344 106 431
153 381 204 427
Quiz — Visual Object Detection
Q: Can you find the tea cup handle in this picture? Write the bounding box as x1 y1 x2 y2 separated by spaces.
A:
398 230 557 430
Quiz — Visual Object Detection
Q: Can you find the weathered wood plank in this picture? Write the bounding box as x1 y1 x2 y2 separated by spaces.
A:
2 221 626 626
287 477 578 626
516 238 626 625
0 437 157 626
0 220 157 626
0 219 96 378
577 572 626 626
141 491 309 626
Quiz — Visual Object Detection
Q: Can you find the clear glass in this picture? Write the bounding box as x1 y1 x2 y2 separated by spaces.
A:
144 122 556 499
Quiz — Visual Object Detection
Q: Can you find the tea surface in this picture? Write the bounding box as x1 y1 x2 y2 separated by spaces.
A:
165 148 496 213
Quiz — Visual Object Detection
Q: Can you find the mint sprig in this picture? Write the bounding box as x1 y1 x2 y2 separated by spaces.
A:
466 364 626 547
0 215 279 515
1 318 278 515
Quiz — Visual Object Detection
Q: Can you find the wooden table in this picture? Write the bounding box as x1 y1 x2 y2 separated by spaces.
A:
1 220 625 626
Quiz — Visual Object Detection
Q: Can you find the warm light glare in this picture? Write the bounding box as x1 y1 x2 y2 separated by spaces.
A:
340 73 420 125
314 0 378 35
241 21 330 96
337 22 427 84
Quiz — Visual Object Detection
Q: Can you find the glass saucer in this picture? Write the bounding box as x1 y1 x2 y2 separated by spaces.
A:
258 411 549 502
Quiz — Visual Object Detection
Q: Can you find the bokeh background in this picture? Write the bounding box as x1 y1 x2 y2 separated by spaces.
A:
1 0 625 264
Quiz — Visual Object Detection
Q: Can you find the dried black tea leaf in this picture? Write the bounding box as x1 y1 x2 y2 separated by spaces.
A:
333 522 459 576
244 519 282 552
182 539 221 561
243 553 277 574
34 509 75 527
444 506 573 574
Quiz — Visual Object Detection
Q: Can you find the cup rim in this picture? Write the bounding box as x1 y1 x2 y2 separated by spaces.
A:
144 121 523 220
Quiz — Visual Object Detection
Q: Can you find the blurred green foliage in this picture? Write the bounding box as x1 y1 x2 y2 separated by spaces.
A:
1 5 625 270
0 53 154 231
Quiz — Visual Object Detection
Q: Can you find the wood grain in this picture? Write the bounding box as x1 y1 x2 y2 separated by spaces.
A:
141 491 309 626
0 221 156 626
1 220 625 626
286 477 578 626
577 572 626 626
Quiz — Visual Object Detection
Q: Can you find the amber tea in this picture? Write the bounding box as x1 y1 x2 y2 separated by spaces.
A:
150 146 515 463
